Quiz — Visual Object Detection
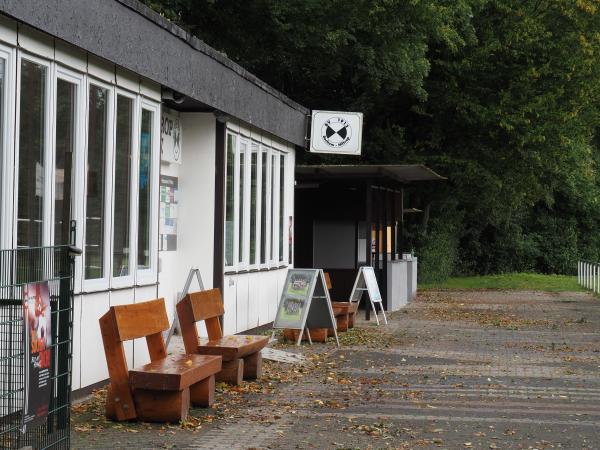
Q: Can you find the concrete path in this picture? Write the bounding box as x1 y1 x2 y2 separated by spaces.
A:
72 289 600 449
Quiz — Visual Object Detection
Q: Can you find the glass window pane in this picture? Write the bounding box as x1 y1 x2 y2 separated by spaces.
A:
138 109 153 270
85 85 108 279
0 58 5 244
17 59 46 248
225 134 236 266
279 155 285 262
238 143 246 264
113 95 133 276
54 79 76 246
249 145 258 264
271 154 277 262
260 150 268 264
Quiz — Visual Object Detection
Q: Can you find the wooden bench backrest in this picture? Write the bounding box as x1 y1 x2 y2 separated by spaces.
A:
176 288 224 354
324 272 333 291
99 298 169 420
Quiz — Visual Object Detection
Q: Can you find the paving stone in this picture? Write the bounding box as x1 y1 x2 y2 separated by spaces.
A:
71 289 600 449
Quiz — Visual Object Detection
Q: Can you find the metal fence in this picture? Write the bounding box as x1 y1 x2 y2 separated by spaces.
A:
577 260 600 293
0 246 79 450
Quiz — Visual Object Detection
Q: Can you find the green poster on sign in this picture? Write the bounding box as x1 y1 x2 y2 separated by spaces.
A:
274 269 316 329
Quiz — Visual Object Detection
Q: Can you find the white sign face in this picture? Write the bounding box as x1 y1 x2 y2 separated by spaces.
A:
310 110 363 155
161 107 182 164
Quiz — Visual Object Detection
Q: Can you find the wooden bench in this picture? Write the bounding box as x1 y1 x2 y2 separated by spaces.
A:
177 289 269 385
99 298 222 422
324 272 359 333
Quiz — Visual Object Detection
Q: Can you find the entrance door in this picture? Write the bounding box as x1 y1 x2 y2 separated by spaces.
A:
54 76 78 246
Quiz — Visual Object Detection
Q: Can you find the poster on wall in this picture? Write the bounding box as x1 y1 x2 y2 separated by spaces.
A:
161 107 182 164
22 282 52 430
159 175 178 251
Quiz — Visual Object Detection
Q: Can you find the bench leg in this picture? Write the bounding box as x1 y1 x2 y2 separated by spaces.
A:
216 359 244 385
243 352 262 380
190 374 215 407
348 312 356 328
337 313 349 332
133 388 190 422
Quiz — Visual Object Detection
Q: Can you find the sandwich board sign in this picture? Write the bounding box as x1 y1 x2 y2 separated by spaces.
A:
309 110 363 155
273 269 339 347
349 266 388 325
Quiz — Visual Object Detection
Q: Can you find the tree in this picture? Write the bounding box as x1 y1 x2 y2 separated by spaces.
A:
143 0 600 277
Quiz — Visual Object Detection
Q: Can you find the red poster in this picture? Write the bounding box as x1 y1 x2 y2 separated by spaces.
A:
22 282 52 429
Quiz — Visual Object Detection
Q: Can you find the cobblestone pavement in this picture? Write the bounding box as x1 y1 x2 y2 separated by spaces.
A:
72 289 600 449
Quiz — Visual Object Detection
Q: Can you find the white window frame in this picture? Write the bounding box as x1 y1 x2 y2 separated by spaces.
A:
279 151 289 265
270 151 280 266
135 98 160 285
53 65 86 291
248 140 261 268
224 131 237 272
0 44 16 251
82 78 115 292
223 125 292 272
259 144 272 269
237 136 250 269
111 88 139 288
14 52 54 250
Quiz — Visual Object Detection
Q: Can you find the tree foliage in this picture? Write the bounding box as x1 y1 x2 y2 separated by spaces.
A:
144 0 600 276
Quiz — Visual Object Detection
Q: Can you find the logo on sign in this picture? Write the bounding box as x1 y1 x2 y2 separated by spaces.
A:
322 117 352 148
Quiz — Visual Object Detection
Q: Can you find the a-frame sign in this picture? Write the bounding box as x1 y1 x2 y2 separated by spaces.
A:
272 269 339 347
349 266 388 325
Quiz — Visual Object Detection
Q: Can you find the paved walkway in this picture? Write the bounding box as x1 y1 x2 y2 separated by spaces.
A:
72 289 600 449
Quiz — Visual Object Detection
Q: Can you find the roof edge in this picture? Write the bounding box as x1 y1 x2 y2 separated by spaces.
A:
116 0 309 115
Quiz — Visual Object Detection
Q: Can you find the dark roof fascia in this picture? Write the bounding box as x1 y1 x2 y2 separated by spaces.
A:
296 164 447 183
116 0 308 115
0 0 309 146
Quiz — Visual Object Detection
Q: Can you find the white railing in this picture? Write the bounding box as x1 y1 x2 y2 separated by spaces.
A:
578 260 600 293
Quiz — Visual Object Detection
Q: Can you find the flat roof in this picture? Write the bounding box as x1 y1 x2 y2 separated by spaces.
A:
0 0 308 146
296 164 446 183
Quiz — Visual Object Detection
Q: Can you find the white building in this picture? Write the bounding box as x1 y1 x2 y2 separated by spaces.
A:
0 0 308 392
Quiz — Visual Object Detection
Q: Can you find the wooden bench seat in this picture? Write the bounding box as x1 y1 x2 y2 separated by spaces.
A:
177 289 269 385
100 298 222 422
197 335 269 361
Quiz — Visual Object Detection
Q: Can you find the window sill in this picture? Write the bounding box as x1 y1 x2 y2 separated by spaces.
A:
80 282 158 295
224 264 288 276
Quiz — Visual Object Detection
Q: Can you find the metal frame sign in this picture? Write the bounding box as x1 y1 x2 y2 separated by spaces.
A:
349 267 388 325
310 110 363 155
273 269 339 346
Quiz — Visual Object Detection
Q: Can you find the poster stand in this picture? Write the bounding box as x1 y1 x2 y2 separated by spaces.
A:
349 266 388 326
272 269 339 347
165 267 205 349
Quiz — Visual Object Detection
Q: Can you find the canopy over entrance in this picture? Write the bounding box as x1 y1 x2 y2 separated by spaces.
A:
294 164 446 312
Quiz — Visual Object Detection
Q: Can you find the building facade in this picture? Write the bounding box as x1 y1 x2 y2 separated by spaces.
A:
0 0 308 391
